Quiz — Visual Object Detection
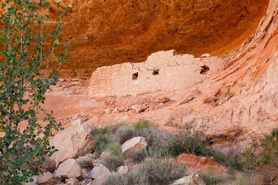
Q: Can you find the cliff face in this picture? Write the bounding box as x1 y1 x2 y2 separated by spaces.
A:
51 0 268 77
42 0 278 151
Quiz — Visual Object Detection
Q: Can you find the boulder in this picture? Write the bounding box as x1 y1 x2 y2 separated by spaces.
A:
176 154 227 175
35 172 61 185
81 168 91 178
65 178 79 185
56 158 82 179
50 119 96 165
117 166 129 174
99 151 110 160
88 165 111 180
121 137 147 158
80 179 93 185
41 156 56 173
172 171 205 185
87 179 103 185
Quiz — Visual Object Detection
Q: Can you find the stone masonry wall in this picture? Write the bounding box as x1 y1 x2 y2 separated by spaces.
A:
89 50 226 97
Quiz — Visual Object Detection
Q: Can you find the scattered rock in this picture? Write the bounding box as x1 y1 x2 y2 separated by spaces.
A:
88 165 111 180
105 109 111 114
51 119 96 165
35 172 61 185
157 97 171 104
121 137 148 158
117 166 129 174
172 171 205 185
56 158 82 179
131 104 148 113
112 108 119 113
65 178 79 185
176 154 227 175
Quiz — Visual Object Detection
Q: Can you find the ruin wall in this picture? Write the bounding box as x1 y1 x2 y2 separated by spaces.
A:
89 50 226 97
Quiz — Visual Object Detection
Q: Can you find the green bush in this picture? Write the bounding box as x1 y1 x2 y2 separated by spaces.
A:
166 130 227 165
102 174 126 185
133 119 151 130
102 155 124 172
117 126 138 144
200 170 226 185
132 149 147 162
131 158 186 185
76 154 94 170
261 128 278 166
105 142 123 156
143 128 174 158
92 127 119 155
102 142 124 171
102 158 186 185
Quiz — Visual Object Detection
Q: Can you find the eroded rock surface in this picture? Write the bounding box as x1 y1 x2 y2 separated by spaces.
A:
51 119 96 165
41 0 278 152
47 0 268 77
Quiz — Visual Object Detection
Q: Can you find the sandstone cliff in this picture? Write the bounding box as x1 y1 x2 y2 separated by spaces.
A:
50 0 268 77
43 0 278 152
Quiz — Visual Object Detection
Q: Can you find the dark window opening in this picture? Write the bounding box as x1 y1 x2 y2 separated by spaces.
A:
132 72 138 80
152 69 160 75
200 65 210 74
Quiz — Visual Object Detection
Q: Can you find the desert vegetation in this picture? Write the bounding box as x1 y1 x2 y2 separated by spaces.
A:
75 119 278 185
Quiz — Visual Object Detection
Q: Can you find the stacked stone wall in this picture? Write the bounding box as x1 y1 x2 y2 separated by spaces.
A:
89 50 225 97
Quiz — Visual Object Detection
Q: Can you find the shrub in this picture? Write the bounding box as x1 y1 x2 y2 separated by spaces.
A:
102 142 124 171
261 128 278 166
102 158 186 185
133 119 151 130
102 173 126 185
92 127 118 155
166 130 227 165
132 149 147 162
102 155 124 172
200 170 226 185
133 158 186 185
143 128 174 158
117 126 138 144
76 154 94 170
234 173 264 185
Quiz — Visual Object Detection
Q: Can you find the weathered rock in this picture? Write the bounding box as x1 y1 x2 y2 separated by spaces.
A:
87 178 103 185
51 119 96 165
41 156 56 173
88 165 111 180
81 168 91 178
176 154 227 175
56 158 82 179
80 179 93 185
172 171 205 185
117 166 129 174
157 97 171 104
35 172 61 185
131 104 148 113
65 178 79 185
121 137 147 158
99 151 110 160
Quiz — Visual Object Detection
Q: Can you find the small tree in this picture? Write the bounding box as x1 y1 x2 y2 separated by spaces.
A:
0 0 71 184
